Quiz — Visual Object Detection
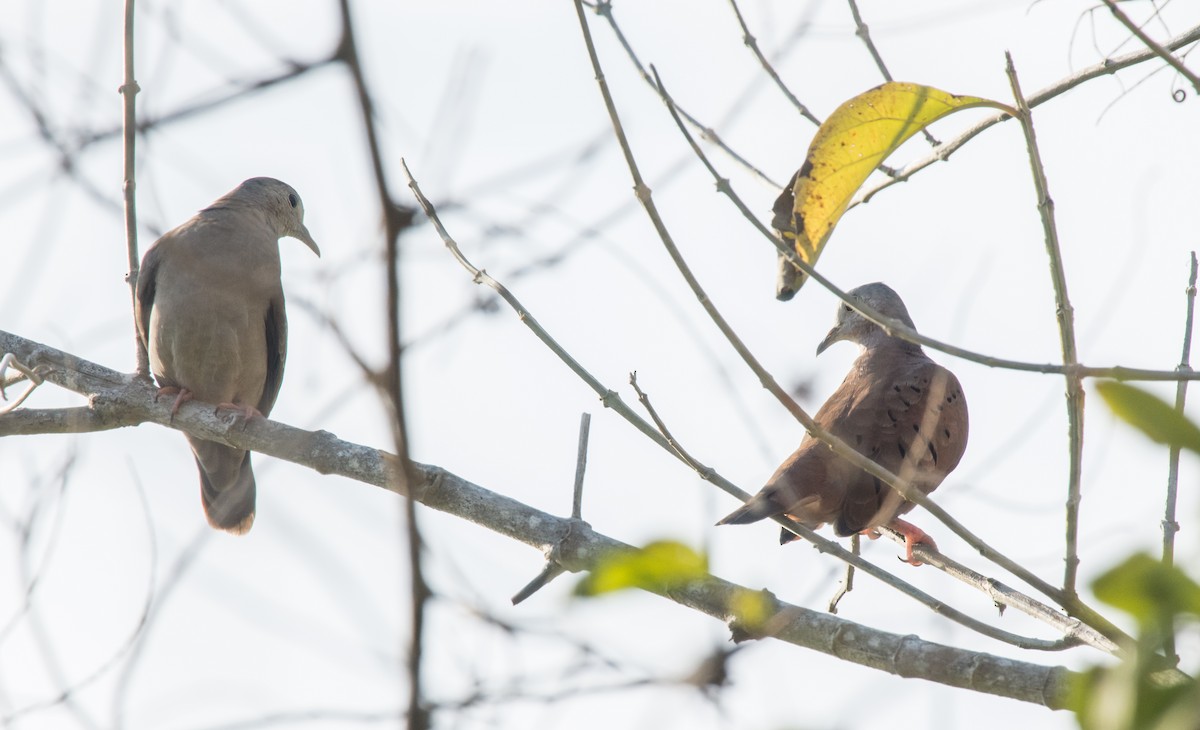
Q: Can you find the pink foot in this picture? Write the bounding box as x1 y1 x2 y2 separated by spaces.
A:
155 386 194 416
215 402 263 423
888 517 938 567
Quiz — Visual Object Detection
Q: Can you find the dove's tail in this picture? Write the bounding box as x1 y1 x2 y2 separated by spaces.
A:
190 440 256 535
715 493 780 527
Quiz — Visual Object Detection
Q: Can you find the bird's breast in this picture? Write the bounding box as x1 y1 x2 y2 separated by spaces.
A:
149 276 272 407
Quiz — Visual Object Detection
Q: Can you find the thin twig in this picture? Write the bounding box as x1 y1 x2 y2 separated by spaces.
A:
511 413 599 606
827 536 858 614
1102 0 1200 96
584 0 780 188
572 413 591 520
629 373 709 475
510 561 567 605
851 22 1200 207
845 0 939 146
725 0 820 125
1161 251 1198 667
511 415 593 603
875 527 1118 655
120 0 146 377
1004 53 1085 599
77 62 336 152
334 1 426 726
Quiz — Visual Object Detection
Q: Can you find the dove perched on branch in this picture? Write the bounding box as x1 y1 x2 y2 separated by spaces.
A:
719 283 968 565
135 177 320 534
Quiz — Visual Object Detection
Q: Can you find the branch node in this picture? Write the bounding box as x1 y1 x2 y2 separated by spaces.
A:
511 517 588 605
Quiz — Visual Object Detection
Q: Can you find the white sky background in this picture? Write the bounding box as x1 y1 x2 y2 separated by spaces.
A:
2 0 1199 728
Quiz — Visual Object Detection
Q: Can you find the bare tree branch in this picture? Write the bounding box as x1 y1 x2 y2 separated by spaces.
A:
333 0 426 724
582 0 781 188
845 0 939 147
0 330 1077 710
1004 54 1085 599
724 0 820 126
1102 0 1200 96
120 0 147 378
1161 251 1199 666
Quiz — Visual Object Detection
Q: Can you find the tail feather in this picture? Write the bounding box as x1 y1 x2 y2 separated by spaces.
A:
716 492 781 526
190 440 256 535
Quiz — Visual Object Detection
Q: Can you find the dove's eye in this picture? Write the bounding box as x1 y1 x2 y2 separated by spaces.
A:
288 194 299 209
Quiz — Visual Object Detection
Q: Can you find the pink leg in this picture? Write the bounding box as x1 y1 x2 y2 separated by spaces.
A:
888 517 938 567
215 402 263 421
154 386 193 416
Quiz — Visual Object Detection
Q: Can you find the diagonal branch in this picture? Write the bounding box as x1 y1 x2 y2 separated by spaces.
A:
583 0 781 188
724 0 820 125
0 329 1076 709
1102 0 1200 96
845 0 939 147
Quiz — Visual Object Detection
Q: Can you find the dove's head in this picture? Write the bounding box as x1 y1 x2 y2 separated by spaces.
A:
816 282 917 355
227 177 321 257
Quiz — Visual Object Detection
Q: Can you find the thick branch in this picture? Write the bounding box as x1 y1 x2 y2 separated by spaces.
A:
0 329 1074 709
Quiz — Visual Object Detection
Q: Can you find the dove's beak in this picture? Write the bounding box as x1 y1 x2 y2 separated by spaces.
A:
816 325 843 356
292 225 321 257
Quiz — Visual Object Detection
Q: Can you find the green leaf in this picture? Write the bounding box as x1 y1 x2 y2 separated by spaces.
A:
1092 552 1200 628
574 540 709 597
775 82 1013 295
1072 555 1200 729
1096 381 1200 454
727 588 772 631
1072 661 1200 730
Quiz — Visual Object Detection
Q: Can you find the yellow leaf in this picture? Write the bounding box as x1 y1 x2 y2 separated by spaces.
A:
775 82 1013 299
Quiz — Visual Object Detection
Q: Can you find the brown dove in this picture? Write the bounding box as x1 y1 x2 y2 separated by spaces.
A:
718 282 968 564
135 177 320 534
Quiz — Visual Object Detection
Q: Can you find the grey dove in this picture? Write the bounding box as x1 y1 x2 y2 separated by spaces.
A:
135 177 320 534
718 283 968 564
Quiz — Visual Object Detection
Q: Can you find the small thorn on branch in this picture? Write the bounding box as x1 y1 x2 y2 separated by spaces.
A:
828 534 859 613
